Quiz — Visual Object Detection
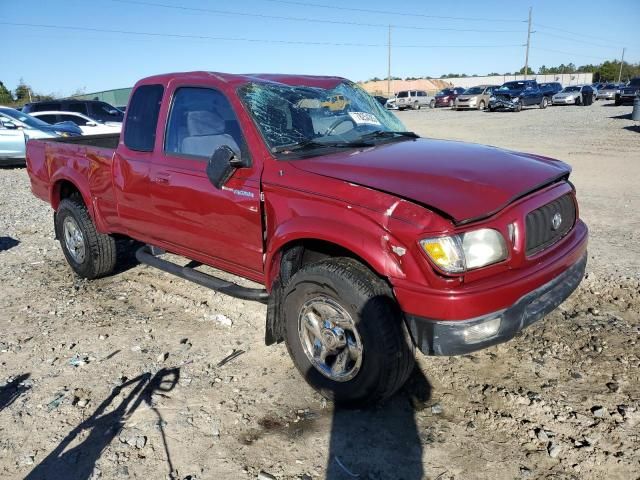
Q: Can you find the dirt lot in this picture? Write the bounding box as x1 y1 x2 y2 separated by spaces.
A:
1 102 639 480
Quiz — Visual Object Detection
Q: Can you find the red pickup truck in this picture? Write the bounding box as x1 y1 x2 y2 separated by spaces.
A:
26 71 588 406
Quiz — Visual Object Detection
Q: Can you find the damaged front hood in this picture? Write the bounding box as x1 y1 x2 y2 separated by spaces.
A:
291 139 571 224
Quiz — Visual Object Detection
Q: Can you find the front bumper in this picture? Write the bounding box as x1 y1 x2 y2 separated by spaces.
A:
553 97 577 105
405 253 587 355
619 94 638 104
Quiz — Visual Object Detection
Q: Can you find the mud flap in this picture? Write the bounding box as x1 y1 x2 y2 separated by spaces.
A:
265 278 285 345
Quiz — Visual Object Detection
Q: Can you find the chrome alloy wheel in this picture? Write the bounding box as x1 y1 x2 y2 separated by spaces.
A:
63 216 86 263
298 296 363 382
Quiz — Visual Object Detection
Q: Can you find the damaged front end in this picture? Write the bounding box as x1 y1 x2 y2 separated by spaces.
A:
489 93 521 111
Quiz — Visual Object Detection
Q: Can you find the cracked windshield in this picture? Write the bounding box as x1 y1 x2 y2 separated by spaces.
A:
239 81 411 155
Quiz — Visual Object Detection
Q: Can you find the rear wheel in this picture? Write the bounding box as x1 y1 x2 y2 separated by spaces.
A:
55 196 117 279
575 96 582 106
413 101 420 110
448 99 454 108
283 258 415 407
540 97 548 109
478 100 486 110
429 99 435 108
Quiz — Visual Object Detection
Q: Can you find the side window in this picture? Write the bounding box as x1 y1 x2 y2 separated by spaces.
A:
60 114 88 126
164 87 249 161
34 103 61 112
124 84 164 152
68 103 88 115
37 114 57 124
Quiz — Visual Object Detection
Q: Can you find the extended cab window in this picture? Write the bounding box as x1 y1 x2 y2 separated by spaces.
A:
124 84 164 152
164 87 247 160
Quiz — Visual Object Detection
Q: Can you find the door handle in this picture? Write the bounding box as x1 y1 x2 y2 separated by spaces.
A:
153 172 170 185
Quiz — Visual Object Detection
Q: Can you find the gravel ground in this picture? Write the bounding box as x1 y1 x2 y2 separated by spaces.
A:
1 101 639 480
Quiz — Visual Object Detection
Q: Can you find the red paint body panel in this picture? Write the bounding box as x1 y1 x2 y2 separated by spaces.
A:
25 71 588 326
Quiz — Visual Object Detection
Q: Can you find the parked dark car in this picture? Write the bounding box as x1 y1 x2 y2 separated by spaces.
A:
489 80 547 112
539 82 563 99
0 107 82 137
434 87 465 108
22 99 124 124
615 78 640 105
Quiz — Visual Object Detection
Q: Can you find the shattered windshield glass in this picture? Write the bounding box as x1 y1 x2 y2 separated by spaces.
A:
238 81 409 156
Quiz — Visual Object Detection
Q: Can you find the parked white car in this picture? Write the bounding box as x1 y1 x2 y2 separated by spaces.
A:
31 111 122 135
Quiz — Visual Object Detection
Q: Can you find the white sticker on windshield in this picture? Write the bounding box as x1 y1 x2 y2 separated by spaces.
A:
348 112 382 126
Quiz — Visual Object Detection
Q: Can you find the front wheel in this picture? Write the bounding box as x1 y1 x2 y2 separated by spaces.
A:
429 99 435 108
283 258 415 407
540 97 548 109
478 100 486 110
514 102 522 112
55 196 117 279
575 96 582 106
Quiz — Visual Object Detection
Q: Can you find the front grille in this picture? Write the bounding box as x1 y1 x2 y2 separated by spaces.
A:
525 194 576 256
496 94 513 101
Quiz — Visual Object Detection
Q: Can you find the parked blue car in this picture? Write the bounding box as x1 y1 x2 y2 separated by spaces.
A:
0 107 82 137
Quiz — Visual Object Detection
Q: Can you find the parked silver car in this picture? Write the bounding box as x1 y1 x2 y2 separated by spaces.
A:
0 113 55 166
394 90 432 110
552 85 594 105
596 83 623 101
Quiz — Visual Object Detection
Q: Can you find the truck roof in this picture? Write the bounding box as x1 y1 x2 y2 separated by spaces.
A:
137 71 347 89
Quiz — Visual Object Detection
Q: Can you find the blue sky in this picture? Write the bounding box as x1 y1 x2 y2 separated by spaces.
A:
2 0 637 96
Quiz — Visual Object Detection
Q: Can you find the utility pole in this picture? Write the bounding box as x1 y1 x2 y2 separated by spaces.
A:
617 47 625 83
387 24 392 97
524 7 532 80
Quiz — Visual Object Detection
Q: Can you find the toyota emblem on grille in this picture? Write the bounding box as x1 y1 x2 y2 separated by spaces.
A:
551 212 562 230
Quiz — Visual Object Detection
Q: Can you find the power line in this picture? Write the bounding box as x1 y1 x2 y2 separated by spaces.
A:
0 21 524 48
260 0 525 23
531 46 616 62
533 23 621 45
535 31 620 50
111 0 524 33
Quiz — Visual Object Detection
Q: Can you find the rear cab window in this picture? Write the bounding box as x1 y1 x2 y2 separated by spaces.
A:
124 84 164 152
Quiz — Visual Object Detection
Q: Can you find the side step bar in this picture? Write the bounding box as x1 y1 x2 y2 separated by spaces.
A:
135 245 269 304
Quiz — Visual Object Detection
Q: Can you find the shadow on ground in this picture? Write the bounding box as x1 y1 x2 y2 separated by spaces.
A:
325 366 432 480
25 368 180 480
610 112 632 120
0 373 31 411
0 236 20 252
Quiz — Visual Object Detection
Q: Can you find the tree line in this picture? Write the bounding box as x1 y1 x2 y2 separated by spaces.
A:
367 59 640 83
0 78 86 107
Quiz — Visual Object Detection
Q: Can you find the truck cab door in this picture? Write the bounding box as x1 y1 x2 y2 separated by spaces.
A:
147 86 264 278
113 84 164 237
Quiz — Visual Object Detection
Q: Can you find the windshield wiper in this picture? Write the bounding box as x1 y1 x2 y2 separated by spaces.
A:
357 130 419 141
271 138 374 154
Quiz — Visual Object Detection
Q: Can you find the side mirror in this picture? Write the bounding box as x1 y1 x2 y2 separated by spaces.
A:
206 145 248 189
2 121 18 129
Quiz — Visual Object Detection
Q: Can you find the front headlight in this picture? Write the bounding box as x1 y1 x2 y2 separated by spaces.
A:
420 228 507 274
55 131 70 137
489 95 496 101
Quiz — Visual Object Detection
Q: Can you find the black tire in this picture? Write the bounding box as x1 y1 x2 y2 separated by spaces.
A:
413 101 420 110
478 100 486 110
575 96 582 106
515 102 522 112
489 106 495 112
283 258 415 407
540 97 548 109
55 196 117 279
429 99 435 108
615 96 622 106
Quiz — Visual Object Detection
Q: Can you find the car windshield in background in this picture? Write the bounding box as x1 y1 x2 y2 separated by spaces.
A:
603 84 617 89
499 82 526 90
438 89 453 95
562 87 581 92
0 107 51 128
464 87 483 95
628 78 640 86
239 81 408 156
